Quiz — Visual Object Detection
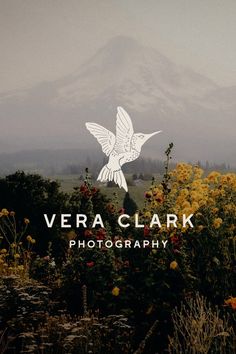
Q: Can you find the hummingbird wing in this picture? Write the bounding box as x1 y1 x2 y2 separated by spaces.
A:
85 122 115 156
114 107 134 153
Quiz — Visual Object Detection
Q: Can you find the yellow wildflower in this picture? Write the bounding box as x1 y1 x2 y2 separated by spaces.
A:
221 173 236 189
213 218 223 229
170 261 178 270
193 166 204 179
228 224 235 232
207 171 221 183
67 230 77 240
190 191 199 201
224 203 235 214
144 211 152 218
1 208 9 216
112 286 120 296
181 207 194 217
192 201 200 211
24 218 30 224
26 235 33 242
212 207 219 214
180 189 189 197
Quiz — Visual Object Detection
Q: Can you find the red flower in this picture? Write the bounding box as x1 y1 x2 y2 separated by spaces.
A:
118 208 125 214
84 229 93 237
96 228 106 240
170 234 180 245
144 225 150 236
80 184 88 193
106 203 115 213
86 261 94 268
84 191 92 198
91 187 98 195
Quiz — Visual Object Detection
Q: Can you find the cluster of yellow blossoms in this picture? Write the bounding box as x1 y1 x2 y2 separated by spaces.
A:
26 235 36 244
144 163 236 308
0 208 12 217
145 163 236 233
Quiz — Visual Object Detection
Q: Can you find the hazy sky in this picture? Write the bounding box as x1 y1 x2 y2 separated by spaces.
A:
1 0 236 93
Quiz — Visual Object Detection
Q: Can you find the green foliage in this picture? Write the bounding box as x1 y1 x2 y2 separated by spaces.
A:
0 171 68 253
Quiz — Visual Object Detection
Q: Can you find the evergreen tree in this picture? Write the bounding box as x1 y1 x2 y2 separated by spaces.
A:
123 192 138 216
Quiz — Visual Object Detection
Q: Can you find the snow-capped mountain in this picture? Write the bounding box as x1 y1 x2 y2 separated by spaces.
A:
0 36 235 164
53 36 217 108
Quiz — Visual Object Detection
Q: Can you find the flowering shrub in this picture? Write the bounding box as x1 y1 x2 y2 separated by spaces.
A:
0 209 35 277
53 172 187 353
144 162 236 302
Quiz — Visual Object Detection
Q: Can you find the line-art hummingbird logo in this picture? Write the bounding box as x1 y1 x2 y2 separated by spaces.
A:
86 107 162 192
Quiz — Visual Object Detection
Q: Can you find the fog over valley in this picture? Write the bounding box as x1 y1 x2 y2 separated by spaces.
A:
0 1 235 169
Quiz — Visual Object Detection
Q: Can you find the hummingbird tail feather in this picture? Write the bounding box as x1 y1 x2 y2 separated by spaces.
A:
114 169 128 192
97 165 128 192
97 165 110 182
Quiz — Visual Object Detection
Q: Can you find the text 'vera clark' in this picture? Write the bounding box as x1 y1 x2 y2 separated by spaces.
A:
43 213 194 229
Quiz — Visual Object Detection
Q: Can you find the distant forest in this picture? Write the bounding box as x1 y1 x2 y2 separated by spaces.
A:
0 149 233 177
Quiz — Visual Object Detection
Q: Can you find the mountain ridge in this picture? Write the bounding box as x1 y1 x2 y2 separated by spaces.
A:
0 36 235 164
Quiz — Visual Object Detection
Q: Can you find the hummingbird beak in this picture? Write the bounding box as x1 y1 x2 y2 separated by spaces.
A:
145 130 162 142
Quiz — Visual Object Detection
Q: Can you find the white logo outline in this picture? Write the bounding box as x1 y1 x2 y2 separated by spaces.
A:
86 106 162 192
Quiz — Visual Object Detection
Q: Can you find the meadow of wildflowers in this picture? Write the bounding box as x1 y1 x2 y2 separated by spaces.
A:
0 152 236 353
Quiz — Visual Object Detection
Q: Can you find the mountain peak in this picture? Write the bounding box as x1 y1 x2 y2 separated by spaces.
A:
54 36 217 111
94 35 166 65
104 35 139 48
0 35 234 164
